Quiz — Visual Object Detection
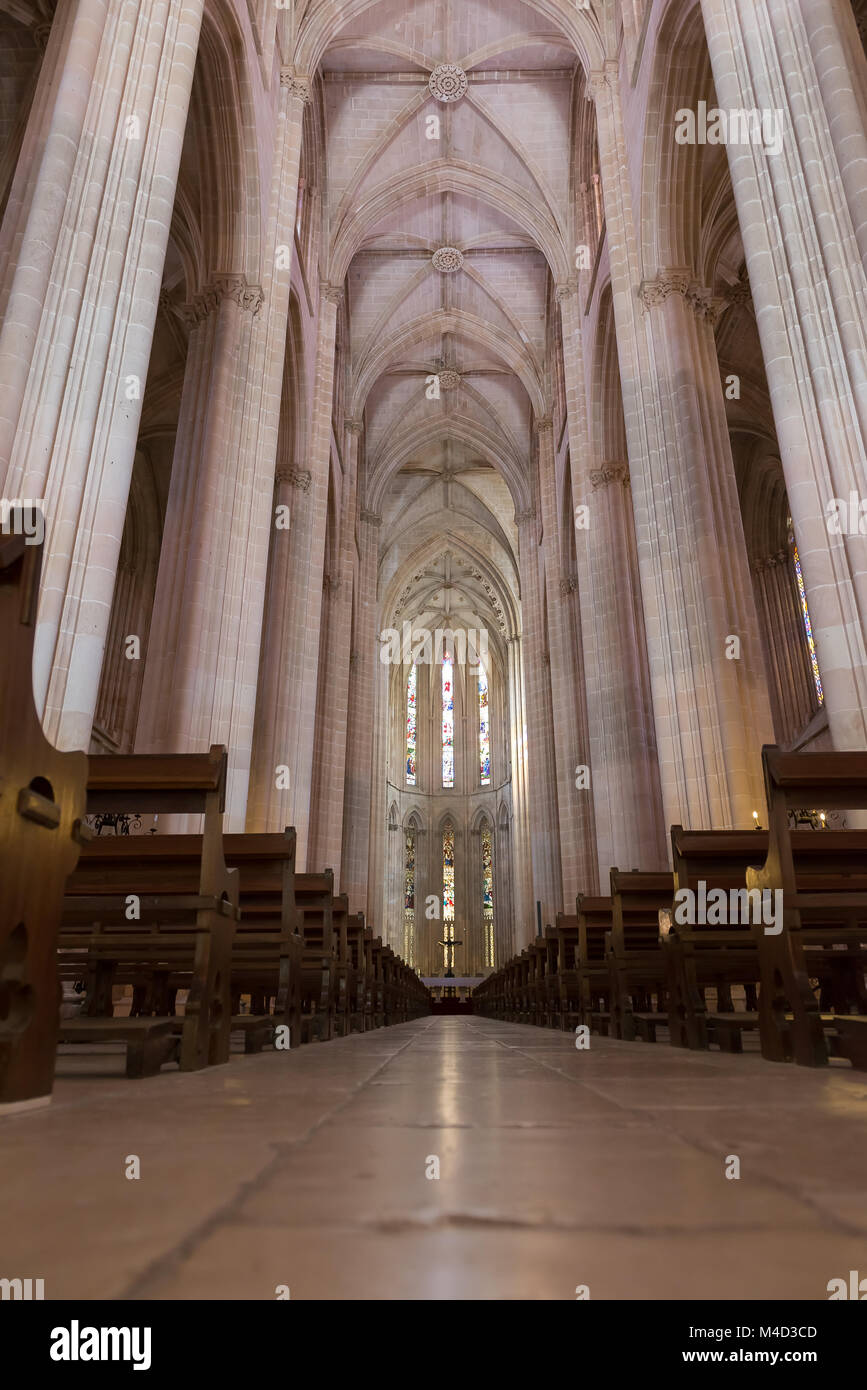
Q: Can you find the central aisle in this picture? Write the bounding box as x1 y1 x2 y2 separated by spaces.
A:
3 1018 866 1299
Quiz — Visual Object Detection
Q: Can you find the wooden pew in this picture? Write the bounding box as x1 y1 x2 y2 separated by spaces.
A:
295 871 337 1042
58 747 239 1076
224 829 302 1052
664 827 765 1053
0 518 89 1109
363 928 384 1029
552 913 579 1031
747 746 867 1068
607 869 673 1041
347 913 367 1033
331 893 352 1037
576 896 615 1034
539 927 561 1027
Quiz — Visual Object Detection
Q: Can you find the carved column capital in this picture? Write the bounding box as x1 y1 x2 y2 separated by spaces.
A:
586 62 617 102
534 415 554 436
515 508 537 525
275 467 311 492
360 508 382 527
180 274 264 326
321 282 344 307
555 279 579 302
639 270 726 324
589 462 629 490
345 418 364 435
280 70 313 104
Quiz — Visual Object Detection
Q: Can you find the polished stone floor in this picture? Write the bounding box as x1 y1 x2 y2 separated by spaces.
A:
2 1017 866 1300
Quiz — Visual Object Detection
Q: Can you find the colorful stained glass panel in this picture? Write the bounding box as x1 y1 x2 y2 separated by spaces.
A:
406 663 417 785
478 664 491 785
442 654 454 788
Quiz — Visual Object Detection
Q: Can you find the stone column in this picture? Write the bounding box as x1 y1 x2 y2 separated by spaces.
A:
591 64 774 832
136 73 312 827
700 0 867 751
516 508 562 934
0 0 205 751
308 419 362 885
506 634 530 953
342 505 381 913
752 549 818 744
249 284 341 864
558 282 666 879
247 464 312 831
535 415 597 903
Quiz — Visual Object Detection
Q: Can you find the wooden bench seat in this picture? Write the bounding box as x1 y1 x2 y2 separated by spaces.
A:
55 1016 177 1078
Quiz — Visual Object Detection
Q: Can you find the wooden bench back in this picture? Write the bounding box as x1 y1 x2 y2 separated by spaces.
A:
295 871 334 951
576 896 612 964
757 745 867 902
83 745 236 912
1 520 89 1105
223 828 296 934
610 869 673 952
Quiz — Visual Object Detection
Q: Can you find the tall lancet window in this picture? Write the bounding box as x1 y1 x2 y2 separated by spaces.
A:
442 822 455 973
406 663 417 786
404 828 416 968
788 521 824 706
442 651 454 788
481 823 495 968
478 663 491 785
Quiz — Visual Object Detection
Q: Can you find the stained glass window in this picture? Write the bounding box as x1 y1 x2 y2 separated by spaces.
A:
478 663 491 785
442 652 454 788
442 822 455 973
789 525 824 706
406 663 417 785
404 830 415 967
481 823 494 968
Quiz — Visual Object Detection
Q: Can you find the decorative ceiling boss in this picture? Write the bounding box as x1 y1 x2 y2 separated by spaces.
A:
432 246 464 273
428 64 468 103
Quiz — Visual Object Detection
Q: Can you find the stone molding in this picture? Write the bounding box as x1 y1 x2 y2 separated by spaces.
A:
181 275 264 326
